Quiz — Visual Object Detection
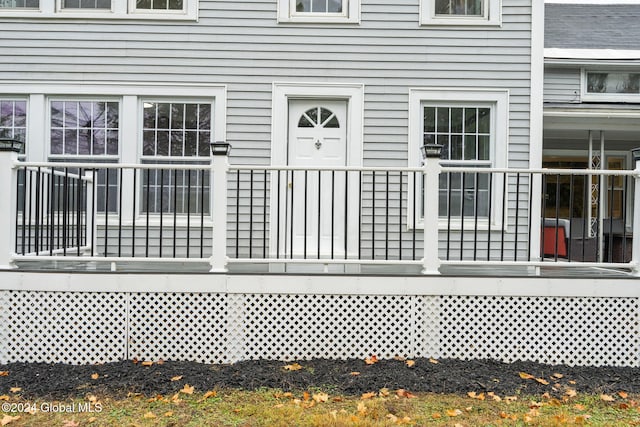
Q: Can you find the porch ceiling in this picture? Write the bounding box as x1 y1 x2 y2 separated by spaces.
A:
544 104 640 151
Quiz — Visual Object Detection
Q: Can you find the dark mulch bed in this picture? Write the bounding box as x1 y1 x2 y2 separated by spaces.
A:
1 358 639 399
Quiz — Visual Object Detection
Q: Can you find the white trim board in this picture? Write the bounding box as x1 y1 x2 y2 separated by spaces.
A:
545 48 640 60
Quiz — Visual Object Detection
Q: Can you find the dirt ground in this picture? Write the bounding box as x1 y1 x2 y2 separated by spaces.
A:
1 358 639 399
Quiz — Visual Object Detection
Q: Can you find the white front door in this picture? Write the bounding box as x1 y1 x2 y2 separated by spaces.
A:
285 99 348 257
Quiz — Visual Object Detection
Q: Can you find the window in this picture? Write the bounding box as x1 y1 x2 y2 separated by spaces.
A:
49 99 120 213
0 0 38 8
420 0 500 25
0 99 27 148
408 88 508 228
134 0 181 10
277 0 359 23
61 0 110 8
50 100 119 156
0 0 196 19
424 106 491 217
141 101 212 214
583 70 640 102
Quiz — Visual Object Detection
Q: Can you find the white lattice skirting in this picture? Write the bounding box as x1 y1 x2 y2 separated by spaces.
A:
1 291 638 367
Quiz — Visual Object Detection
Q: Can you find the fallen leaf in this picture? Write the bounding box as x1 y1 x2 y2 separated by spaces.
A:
0 415 20 426
91 373 99 380
552 373 564 379
379 388 390 397
405 360 415 368
432 412 442 419
62 421 79 427
0 396 8 401
283 363 303 371
88 417 96 423
87 395 98 404
396 389 417 399
386 414 398 423
350 371 360 376
132 357 138 364
504 396 518 402
519 372 535 380
446 409 462 417
143 412 156 419
619 391 629 399
0 372 8 377
574 404 586 411
157 359 165 365
565 388 578 398
535 377 550 385
357 401 367 415
141 361 153 367
332 396 343 402
575 414 591 425
303 391 310 402
601 394 615 402
619 403 631 410
9 388 20 394
393 355 405 361
180 384 194 395
171 375 183 382
203 390 217 399
468 392 485 401
429 358 439 364
499 411 508 419
164 411 173 417
312 392 328 403
361 392 376 400
569 380 576 384
364 355 378 365
542 392 552 399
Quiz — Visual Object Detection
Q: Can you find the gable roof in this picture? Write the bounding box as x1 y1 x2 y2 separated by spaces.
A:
545 3 640 50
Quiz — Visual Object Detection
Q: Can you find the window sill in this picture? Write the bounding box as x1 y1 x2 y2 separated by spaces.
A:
277 15 359 24
420 17 501 26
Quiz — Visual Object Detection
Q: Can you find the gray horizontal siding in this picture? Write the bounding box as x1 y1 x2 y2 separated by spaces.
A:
544 67 581 104
0 0 532 167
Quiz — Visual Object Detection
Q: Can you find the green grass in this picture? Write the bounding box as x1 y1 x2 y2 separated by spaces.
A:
1 388 640 426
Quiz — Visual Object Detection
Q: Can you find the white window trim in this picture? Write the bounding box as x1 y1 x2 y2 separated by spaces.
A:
581 68 640 103
408 87 509 230
420 0 501 26
0 0 197 19
0 81 226 224
277 0 359 23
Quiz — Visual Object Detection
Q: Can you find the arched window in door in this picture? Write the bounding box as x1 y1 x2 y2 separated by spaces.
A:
298 107 340 128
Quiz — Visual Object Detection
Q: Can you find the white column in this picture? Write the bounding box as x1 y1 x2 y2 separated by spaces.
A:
0 148 19 269
422 155 441 275
119 96 139 225
210 153 229 272
632 156 640 276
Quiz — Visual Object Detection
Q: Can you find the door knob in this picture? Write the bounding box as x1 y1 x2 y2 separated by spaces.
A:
314 140 322 150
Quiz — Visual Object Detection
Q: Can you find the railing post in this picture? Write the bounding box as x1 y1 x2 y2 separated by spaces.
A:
0 140 21 269
421 143 442 275
84 170 97 256
209 142 231 273
631 149 640 275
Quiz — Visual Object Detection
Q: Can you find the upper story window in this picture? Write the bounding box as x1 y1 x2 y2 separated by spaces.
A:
583 71 640 102
0 0 196 19
0 0 38 8
61 0 110 9
278 0 359 23
420 0 501 26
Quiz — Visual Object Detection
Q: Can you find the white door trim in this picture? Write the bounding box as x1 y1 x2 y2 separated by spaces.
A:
271 82 364 167
270 82 364 259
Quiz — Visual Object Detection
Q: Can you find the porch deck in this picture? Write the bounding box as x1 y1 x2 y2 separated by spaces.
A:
10 258 636 278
